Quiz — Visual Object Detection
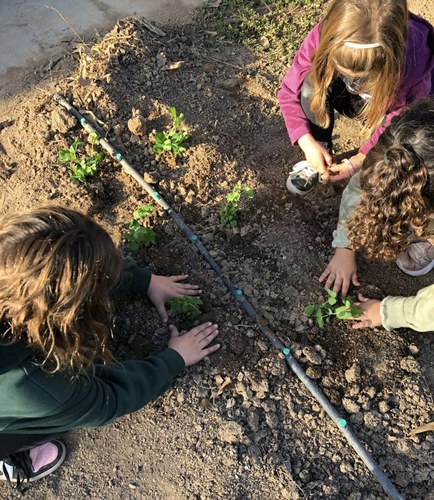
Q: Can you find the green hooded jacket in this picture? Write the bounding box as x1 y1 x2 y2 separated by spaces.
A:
0 260 185 435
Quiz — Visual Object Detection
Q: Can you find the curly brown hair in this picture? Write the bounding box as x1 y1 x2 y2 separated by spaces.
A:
348 98 434 261
0 206 122 373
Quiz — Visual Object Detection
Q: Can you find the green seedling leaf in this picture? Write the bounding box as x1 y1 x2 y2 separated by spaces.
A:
58 138 103 183
153 108 190 157
316 308 325 328
304 289 363 327
304 304 316 315
133 205 154 220
220 183 254 227
124 204 157 251
168 296 203 319
325 288 338 299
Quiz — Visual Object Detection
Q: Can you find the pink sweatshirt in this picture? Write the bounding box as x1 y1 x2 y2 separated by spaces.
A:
278 13 434 155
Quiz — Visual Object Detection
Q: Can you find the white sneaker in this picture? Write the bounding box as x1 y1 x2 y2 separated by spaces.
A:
286 160 319 195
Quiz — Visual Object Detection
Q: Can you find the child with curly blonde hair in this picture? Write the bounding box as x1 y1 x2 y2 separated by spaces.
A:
321 98 434 331
0 206 219 486
278 0 433 195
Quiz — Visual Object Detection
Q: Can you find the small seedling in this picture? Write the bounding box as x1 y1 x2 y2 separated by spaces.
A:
304 288 362 328
168 296 203 319
124 205 156 251
220 183 254 227
153 107 190 157
58 132 103 183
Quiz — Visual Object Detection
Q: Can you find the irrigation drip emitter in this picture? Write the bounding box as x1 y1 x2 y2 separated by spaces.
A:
54 94 404 500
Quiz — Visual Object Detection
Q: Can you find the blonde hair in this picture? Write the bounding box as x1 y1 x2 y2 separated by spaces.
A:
310 0 408 135
348 98 434 261
0 206 122 374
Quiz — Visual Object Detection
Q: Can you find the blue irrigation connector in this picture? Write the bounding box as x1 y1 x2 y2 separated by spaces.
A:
153 191 160 199
80 117 87 124
190 234 198 242
115 153 123 161
235 289 243 296
282 348 291 356
338 419 347 429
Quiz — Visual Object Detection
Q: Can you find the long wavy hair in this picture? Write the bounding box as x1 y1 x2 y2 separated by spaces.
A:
348 98 434 261
310 0 408 136
0 206 122 374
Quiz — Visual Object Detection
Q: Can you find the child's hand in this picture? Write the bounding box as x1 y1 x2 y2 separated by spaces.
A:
148 274 201 322
168 323 220 366
329 152 366 182
349 294 382 329
319 248 359 297
298 134 332 175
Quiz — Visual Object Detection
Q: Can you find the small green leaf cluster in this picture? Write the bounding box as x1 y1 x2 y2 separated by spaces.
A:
220 183 254 227
168 296 203 319
153 107 190 157
58 132 103 183
125 205 156 251
304 289 362 328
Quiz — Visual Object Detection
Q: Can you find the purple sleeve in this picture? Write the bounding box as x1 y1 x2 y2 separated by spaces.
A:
360 15 434 155
277 24 321 146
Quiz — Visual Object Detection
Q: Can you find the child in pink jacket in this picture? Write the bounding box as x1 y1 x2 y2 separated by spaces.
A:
278 0 433 195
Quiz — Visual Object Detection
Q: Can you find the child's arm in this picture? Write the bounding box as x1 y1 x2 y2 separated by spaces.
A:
320 174 362 296
25 323 219 432
277 24 320 146
349 286 434 332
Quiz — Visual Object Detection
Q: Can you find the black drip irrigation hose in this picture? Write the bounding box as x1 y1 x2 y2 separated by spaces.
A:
54 94 404 500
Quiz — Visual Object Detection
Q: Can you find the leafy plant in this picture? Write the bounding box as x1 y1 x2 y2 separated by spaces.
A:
168 296 203 319
124 205 156 251
153 107 190 157
58 132 103 183
304 289 362 328
220 183 254 227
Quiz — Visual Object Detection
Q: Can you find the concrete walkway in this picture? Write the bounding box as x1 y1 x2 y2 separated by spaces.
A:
0 0 204 75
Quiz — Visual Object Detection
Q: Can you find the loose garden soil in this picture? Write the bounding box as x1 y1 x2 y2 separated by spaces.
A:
0 1 433 499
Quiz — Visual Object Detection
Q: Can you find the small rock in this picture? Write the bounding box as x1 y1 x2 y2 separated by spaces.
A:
248 375 269 398
226 398 236 409
202 62 215 73
218 78 244 91
259 36 270 48
128 115 147 136
143 172 157 184
217 421 243 443
409 343 419 355
265 412 279 430
363 411 381 429
400 356 419 374
256 340 268 352
306 366 322 380
303 346 322 365
345 363 361 384
342 397 360 414
247 409 260 432
378 401 389 414
240 226 249 237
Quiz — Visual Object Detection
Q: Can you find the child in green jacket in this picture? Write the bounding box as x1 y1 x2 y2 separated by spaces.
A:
320 98 434 331
0 206 220 486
